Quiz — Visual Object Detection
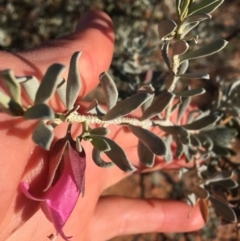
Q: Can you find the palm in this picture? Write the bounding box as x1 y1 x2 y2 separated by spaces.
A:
0 10 204 241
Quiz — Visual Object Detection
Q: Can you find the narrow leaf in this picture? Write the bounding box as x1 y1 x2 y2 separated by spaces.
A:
92 148 114 168
183 114 220 130
179 39 228 63
172 40 189 56
182 13 211 26
210 195 237 222
20 76 40 103
100 136 136 172
141 91 174 121
128 124 166 156
0 91 24 116
89 127 110 136
137 84 155 111
158 125 189 145
158 19 177 39
66 51 82 110
137 140 155 167
90 136 111 152
192 185 209 199
32 120 54 150
178 60 189 75
177 73 209 79
227 79 240 97
100 71 118 110
24 103 55 120
1 69 21 104
103 92 151 121
188 0 224 16
165 135 173 162
175 88 206 97
86 99 106 116
181 22 199 38
56 78 67 107
178 97 191 124
35 64 65 104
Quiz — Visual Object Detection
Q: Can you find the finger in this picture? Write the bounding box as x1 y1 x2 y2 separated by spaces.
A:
0 10 114 105
91 196 205 241
0 10 114 236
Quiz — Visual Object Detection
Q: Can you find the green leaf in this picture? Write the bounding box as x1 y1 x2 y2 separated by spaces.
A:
137 140 155 167
90 136 111 152
92 148 115 168
35 63 66 104
128 124 166 156
179 39 228 63
178 97 191 124
182 13 211 26
181 22 199 38
66 51 82 110
188 0 224 16
103 92 151 121
24 103 55 120
100 71 118 110
178 60 189 74
32 121 54 150
0 91 24 116
141 91 174 121
158 19 177 39
1 69 21 105
100 136 136 172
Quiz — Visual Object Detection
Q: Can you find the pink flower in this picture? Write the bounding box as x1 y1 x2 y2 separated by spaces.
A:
20 135 86 241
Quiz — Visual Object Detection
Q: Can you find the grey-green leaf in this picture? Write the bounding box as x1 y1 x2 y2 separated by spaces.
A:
158 125 189 145
175 88 206 97
183 114 220 130
179 39 228 63
24 103 55 120
165 135 173 162
35 63 66 104
141 91 174 121
172 40 189 56
137 84 155 111
100 71 118 110
188 0 224 16
92 148 115 168
182 13 211 26
0 91 24 116
178 60 189 75
192 185 209 199
66 51 82 110
100 136 136 172
56 78 67 107
32 121 54 150
128 124 166 156
209 195 237 222
1 69 21 105
137 140 155 167
89 127 110 136
90 136 111 152
158 19 177 39
178 97 191 124
86 99 106 116
103 92 151 121
20 76 40 103
177 73 209 79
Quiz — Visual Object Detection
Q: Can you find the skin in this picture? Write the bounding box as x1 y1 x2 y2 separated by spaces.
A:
0 10 205 241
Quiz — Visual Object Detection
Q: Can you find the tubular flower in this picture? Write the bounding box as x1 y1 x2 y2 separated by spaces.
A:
20 133 86 240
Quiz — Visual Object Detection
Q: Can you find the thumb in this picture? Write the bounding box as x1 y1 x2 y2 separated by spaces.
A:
91 196 206 241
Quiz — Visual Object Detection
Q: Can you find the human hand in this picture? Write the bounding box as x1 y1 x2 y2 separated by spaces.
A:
0 10 205 241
